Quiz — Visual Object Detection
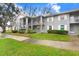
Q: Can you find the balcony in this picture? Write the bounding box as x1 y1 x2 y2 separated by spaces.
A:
33 21 44 26
70 16 79 23
28 23 31 26
20 25 26 29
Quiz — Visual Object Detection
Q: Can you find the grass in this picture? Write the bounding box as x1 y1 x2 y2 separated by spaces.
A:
0 38 79 56
5 31 70 41
28 33 70 41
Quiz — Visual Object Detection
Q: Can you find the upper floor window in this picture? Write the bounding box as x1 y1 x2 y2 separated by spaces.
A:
54 16 58 20
59 14 68 21
60 15 65 20
47 17 53 22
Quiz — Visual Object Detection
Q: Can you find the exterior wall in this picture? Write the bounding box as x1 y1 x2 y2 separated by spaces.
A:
15 17 28 31
13 17 20 30
27 14 70 33
40 17 47 33
69 12 79 35
28 17 41 33
15 10 79 35
43 14 70 33
70 24 79 35
26 18 28 31
33 17 43 33
15 13 71 34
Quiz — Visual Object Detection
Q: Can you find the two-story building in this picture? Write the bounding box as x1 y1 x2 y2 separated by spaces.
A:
14 9 79 35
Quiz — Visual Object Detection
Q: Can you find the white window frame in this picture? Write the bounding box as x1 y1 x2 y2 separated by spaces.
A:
60 15 65 20
47 26 49 30
58 15 67 21
51 17 53 22
58 16 61 21
47 17 53 22
64 25 67 30
64 15 68 20
58 25 60 30
58 25 65 30
47 25 53 30
52 25 53 30
47 18 49 22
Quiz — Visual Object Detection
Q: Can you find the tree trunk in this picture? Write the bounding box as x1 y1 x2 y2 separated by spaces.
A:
2 25 6 33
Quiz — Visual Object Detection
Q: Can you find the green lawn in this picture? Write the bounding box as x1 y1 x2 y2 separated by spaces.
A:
5 32 70 41
28 33 70 41
0 38 78 56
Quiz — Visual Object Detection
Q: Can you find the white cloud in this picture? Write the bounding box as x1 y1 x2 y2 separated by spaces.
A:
18 6 23 9
15 4 23 10
48 3 61 13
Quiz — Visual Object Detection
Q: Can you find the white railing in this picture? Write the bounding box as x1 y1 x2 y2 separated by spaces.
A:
70 16 79 23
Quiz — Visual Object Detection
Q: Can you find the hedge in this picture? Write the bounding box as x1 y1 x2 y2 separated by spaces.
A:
27 29 36 34
18 29 26 34
47 30 68 35
12 30 18 33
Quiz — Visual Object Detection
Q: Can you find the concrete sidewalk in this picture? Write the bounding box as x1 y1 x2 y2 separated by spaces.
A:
4 34 79 51
5 34 30 41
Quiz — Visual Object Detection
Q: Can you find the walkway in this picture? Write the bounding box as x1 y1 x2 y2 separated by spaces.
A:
4 34 79 51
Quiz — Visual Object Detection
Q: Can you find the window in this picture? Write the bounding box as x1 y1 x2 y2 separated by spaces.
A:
49 26 52 30
47 17 53 22
65 15 68 19
60 25 64 30
54 16 58 20
47 26 53 30
47 18 49 22
60 15 64 20
49 17 53 22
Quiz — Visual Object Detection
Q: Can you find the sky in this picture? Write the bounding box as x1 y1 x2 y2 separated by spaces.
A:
16 3 79 14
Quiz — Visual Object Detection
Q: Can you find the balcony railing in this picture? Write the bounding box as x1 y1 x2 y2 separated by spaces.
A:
70 17 79 23
33 22 44 25
20 25 26 29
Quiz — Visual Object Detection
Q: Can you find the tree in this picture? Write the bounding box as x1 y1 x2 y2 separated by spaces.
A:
24 5 52 16
0 3 19 32
41 7 52 15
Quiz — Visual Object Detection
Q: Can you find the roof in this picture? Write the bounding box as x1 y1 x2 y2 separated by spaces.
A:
17 9 79 19
53 9 79 16
31 9 79 18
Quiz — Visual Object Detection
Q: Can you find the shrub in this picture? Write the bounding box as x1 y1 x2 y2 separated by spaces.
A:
12 30 18 33
47 30 68 35
27 29 36 34
19 29 26 34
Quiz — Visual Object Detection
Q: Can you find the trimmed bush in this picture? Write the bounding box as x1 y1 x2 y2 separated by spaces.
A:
19 29 26 34
47 30 68 35
27 29 36 34
12 30 18 33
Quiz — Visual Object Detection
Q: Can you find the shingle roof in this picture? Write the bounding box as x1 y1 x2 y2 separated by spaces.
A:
17 9 79 19
53 9 79 16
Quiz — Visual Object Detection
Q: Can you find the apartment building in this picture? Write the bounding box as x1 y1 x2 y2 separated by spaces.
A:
14 9 79 35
